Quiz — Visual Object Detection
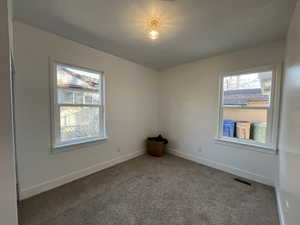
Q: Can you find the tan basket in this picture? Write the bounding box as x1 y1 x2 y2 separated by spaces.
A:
236 121 251 140
146 140 166 157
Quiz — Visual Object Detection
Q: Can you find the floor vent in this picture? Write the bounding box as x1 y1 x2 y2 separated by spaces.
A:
234 178 251 186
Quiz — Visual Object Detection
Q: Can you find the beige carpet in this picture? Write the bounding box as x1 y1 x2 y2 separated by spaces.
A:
19 154 279 225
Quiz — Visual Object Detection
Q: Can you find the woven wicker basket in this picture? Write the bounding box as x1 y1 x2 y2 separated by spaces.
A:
146 140 166 157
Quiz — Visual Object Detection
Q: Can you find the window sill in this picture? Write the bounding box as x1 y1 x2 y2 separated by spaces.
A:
214 137 277 155
52 136 108 153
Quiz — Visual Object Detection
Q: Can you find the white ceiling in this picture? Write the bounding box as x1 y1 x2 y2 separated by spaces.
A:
14 0 297 70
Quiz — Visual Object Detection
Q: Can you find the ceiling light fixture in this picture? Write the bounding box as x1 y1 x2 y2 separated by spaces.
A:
148 18 160 40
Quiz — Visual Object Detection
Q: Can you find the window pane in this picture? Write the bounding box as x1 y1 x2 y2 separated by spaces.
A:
60 106 101 143
58 89 74 104
56 65 101 105
223 108 267 144
223 71 272 107
84 92 100 104
74 92 84 104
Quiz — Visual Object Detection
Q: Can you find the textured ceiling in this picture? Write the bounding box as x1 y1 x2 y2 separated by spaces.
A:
14 0 297 70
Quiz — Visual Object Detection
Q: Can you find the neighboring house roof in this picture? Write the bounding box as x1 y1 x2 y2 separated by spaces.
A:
57 67 99 91
224 88 269 105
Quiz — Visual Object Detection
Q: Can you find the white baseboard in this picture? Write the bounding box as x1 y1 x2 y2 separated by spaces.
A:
275 187 286 225
169 149 274 186
19 150 145 200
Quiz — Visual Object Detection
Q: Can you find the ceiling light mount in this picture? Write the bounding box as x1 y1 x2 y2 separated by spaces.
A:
148 18 160 40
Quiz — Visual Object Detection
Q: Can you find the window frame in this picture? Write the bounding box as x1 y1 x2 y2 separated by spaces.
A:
216 64 281 152
50 59 107 150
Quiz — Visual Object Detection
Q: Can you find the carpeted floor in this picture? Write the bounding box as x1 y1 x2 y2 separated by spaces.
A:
19 154 279 225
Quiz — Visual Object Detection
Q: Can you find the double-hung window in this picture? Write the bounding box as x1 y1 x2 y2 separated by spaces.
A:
51 61 106 149
217 65 280 151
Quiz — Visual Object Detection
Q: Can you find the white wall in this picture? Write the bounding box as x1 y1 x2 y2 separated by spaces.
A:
0 0 18 224
159 40 285 186
278 1 300 224
14 22 159 199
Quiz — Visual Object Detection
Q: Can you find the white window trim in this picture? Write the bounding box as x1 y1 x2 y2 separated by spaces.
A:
49 59 107 151
216 64 282 152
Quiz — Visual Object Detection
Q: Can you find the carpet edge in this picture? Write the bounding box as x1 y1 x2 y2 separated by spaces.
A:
19 150 145 200
168 148 274 186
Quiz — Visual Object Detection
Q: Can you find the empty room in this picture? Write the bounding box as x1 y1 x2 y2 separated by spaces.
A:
1 0 300 225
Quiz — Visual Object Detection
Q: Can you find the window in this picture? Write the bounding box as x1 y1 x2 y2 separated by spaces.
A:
51 61 106 149
217 65 280 150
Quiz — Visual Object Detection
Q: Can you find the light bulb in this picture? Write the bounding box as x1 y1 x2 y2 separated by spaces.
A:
149 30 159 40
